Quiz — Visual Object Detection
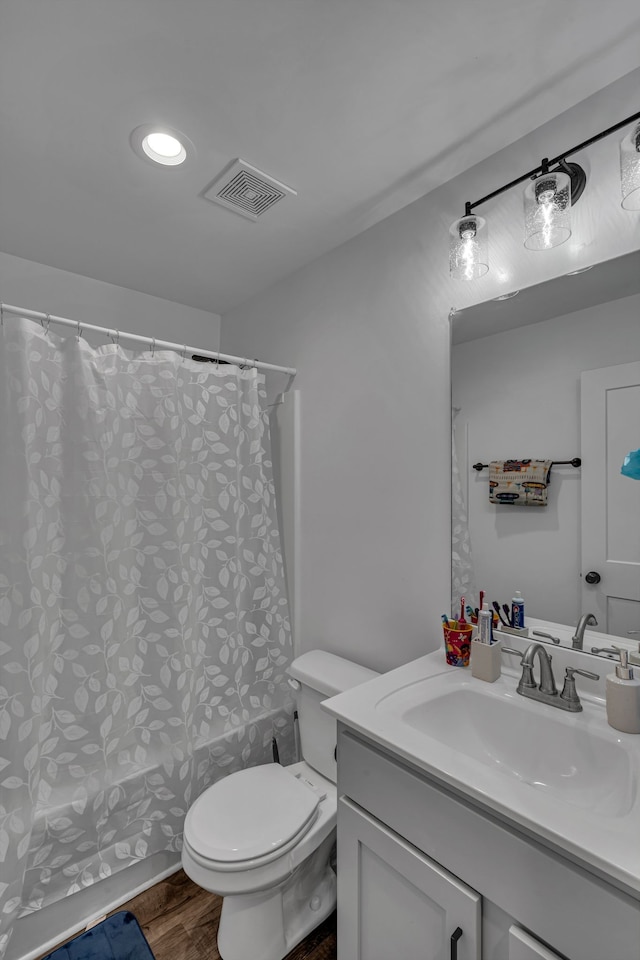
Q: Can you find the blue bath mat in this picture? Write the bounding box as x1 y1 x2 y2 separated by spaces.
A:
42 912 155 960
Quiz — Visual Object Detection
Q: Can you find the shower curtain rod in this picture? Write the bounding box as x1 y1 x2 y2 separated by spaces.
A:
0 301 297 379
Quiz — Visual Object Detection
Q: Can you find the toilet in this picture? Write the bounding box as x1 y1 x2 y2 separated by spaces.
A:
181 650 379 960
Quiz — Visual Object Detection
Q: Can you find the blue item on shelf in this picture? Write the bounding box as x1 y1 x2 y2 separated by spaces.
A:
621 449 640 480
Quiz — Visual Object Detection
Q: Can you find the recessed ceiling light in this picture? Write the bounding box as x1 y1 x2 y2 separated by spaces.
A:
142 132 186 165
130 124 192 168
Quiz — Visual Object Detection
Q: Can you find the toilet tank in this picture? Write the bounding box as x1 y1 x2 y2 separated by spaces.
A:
288 650 379 783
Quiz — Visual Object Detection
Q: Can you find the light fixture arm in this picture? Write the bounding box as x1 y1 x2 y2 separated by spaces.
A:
461 108 640 216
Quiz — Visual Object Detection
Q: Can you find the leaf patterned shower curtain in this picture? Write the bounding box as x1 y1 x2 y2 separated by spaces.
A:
451 411 477 615
0 319 293 953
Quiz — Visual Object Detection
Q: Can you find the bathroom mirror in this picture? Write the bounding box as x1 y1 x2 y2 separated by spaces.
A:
451 249 640 660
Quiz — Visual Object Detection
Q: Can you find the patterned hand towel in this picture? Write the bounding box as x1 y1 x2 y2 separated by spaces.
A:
489 459 552 506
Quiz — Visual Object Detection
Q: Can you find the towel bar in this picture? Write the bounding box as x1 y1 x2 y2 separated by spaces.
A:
472 458 581 472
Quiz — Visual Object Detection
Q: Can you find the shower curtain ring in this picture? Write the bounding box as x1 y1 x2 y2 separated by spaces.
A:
42 314 51 335
151 337 156 357
0 303 3 327
76 320 82 340
110 328 120 346
182 344 188 361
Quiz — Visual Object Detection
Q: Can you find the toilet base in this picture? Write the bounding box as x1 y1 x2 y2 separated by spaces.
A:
217 835 336 960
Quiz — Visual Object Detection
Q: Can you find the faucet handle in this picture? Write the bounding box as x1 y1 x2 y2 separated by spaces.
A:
560 666 600 711
565 666 600 682
500 647 523 662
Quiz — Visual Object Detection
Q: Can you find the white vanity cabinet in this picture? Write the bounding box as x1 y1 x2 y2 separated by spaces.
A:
336 726 640 960
338 797 480 959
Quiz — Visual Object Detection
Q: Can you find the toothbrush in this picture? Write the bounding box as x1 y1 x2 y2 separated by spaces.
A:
493 601 510 628
502 603 513 627
459 598 467 626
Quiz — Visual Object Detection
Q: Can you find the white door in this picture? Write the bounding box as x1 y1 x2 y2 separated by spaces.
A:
337 798 481 960
581 361 640 637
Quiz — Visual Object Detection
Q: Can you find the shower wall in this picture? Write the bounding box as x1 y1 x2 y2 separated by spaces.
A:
0 251 221 348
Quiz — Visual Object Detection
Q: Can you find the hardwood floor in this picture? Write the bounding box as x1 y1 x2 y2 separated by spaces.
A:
114 869 336 960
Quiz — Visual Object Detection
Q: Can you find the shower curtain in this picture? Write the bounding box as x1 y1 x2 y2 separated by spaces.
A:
0 319 293 953
451 412 477 614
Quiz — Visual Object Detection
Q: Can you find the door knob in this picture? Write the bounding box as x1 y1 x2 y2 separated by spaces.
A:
585 571 601 584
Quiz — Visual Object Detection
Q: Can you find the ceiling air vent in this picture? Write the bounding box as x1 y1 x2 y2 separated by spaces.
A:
203 159 296 221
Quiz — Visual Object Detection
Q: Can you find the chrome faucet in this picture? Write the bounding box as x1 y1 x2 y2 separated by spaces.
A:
517 643 557 698
571 612 598 650
513 642 599 712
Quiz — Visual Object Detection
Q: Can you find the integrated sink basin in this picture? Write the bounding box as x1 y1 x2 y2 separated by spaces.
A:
375 671 636 818
323 649 640 897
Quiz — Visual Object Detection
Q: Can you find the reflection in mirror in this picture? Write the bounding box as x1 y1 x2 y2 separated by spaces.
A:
451 250 640 661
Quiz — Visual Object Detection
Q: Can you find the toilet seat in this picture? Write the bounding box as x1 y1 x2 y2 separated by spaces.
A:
184 764 321 869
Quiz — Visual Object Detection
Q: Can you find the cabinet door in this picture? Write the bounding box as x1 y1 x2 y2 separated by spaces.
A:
338 798 480 960
508 926 564 960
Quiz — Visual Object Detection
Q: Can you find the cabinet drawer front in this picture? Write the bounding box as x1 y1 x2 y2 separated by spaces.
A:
338 728 640 960
338 797 480 960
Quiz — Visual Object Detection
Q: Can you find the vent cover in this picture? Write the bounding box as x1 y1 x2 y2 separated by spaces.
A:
203 159 296 221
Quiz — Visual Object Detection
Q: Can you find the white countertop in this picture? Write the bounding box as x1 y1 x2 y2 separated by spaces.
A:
323 650 640 899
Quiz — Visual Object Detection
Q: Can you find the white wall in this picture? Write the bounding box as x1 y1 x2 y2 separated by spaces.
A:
452 292 640 626
0 251 221 348
220 69 640 673
226 218 452 673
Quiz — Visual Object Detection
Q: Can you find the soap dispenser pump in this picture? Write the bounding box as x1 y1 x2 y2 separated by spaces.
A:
606 647 640 734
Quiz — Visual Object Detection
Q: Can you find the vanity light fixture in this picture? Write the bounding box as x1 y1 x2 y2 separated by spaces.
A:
130 124 191 168
449 212 489 280
449 109 640 279
523 166 573 250
620 121 640 210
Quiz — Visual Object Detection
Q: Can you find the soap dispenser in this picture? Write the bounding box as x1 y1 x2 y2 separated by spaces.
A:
606 647 640 734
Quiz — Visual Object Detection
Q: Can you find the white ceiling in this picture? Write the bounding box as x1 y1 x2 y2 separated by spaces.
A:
1 1 640 316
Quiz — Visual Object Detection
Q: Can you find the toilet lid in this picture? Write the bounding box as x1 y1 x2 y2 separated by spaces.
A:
184 764 320 864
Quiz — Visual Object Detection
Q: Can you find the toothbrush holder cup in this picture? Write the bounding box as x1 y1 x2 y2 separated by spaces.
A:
471 637 502 682
443 623 473 667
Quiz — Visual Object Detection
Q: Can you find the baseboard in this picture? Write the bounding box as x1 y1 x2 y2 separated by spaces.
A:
6 852 182 960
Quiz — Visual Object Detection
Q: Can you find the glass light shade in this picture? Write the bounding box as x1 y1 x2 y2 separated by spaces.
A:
449 215 489 280
523 170 571 250
620 123 640 210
